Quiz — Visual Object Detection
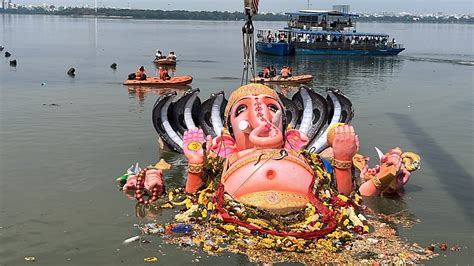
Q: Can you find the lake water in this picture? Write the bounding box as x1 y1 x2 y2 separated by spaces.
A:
0 15 473 265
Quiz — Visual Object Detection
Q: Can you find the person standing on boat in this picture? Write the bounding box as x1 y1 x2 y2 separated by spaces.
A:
266 30 272 42
135 66 147 80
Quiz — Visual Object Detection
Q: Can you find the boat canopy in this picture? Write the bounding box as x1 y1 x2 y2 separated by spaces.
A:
286 10 359 18
286 28 388 38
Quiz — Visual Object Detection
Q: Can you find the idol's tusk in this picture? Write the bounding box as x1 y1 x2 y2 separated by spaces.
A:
272 110 282 126
374 147 384 160
238 120 252 135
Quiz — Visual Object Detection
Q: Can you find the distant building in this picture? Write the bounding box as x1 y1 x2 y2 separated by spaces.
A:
333 5 350 13
2 0 5 10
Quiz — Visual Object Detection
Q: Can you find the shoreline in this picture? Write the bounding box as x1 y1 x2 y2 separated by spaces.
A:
1 9 472 24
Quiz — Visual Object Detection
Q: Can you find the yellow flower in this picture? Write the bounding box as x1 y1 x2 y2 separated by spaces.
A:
185 198 193 209
161 203 173 209
168 191 174 202
222 224 236 231
337 194 349 202
247 218 268 227
207 202 215 211
202 209 208 218
343 219 350 226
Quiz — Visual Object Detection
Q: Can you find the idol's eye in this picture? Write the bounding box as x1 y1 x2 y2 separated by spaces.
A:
235 104 247 116
267 104 279 113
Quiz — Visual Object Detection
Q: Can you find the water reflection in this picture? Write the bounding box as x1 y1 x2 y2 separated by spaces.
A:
363 197 419 227
126 85 192 109
135 203 163 221
256 54 403 90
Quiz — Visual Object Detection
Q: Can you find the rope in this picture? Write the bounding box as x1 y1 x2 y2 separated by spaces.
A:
241 12 256 85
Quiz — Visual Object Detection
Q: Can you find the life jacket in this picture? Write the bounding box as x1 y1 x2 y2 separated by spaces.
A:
160 69 169 80
281 67 289 78
263 68 269 77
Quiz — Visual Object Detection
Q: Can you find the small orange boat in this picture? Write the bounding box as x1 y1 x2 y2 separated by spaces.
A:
251 74 313 84
154 58 177 65
126 85 191 94
124 75 193 86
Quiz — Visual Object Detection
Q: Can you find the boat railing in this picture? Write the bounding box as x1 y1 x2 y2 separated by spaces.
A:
295 42 401 50
288 21 354 31
387 42 404 49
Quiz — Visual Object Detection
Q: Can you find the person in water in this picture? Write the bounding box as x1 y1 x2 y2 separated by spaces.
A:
135 66 147 80
167 51 177 61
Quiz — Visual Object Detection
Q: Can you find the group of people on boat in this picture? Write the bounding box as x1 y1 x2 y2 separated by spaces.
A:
127 66 147 80
127 65 171 81
294 34 395 48
262 30 288 43
155 50 177 61
259 65 292 79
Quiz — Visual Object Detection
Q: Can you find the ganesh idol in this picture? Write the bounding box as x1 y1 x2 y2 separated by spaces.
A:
120 84 420 236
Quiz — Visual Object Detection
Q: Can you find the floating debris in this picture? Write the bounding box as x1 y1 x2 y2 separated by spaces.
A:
67 67 75 77
122 235 140 244
133 187 437 264
154 159 171 170
143 257 158 262
110 62 117 69
439 243 448 251
24 256 36 262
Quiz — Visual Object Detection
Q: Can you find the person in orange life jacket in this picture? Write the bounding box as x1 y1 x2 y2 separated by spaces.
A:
280 66 290 78
263 66 270 78
160 67 171 80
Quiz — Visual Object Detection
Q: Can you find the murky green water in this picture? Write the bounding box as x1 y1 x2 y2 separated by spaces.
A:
1 15 473 265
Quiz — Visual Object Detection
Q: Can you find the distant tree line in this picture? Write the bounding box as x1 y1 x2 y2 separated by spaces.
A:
0 7 286 21
357 16 473 24
1 7 472 24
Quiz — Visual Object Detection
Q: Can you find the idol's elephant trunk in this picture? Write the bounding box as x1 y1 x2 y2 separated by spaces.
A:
248 106 283 148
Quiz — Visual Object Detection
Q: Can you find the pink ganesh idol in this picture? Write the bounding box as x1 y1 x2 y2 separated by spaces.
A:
122 84 420 215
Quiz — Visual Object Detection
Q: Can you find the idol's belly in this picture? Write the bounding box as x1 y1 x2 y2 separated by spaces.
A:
221 150 314 214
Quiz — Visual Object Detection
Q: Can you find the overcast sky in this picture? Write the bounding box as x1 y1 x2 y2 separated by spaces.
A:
12 0 474 14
